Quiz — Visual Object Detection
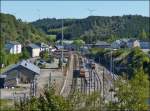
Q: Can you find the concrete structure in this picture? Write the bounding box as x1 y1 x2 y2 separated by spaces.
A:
5 41 22 54
27 44 40 57
2 60 40 87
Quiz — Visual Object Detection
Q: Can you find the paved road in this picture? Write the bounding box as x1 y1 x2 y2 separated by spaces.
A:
60 54 74 97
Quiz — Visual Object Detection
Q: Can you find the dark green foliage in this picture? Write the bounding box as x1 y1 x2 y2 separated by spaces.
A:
14 87 72 111
40 51 54 63
72 39 85 51
20 48 30 60
46 35 56 44
0 13 47 46
89 48 150 78
0 47 32 69
0 51 21 67
0 48 30 68
108 68 149 110
32 15 150 42
126 48 150 76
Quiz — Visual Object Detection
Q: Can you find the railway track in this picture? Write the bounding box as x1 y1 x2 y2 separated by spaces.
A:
70 54 102 98
92 69 102 92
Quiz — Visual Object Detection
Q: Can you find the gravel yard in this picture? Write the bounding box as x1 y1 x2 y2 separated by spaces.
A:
1 68 65 100
37 68 64 94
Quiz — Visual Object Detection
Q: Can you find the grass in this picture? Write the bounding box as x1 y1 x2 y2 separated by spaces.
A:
0 64 15 74
0 99 14 107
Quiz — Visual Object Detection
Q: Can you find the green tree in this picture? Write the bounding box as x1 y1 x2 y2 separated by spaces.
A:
139 29 147 40
46 35 56 44
15 87 72 111
21 48 30 60
110 68 149 110
40 51 53 63
0 49 7 67
72 39 85 51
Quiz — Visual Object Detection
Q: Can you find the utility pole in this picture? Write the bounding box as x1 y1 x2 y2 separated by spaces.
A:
48 72 51 89
30 77 37 97
103 67 105 105
110 49 113 111
61 18 64 73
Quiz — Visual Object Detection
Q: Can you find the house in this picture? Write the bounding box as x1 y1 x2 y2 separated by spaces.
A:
5 41 22 54
27 44 40 57
2 60 40 87
111 39 128 49
36 42 50 52
140 41 150 52
127 39 140 48
140 41 150 49
94 41 111 48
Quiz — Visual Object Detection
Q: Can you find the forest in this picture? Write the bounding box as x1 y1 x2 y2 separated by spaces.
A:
1 13 149 46
32 15 150 42
0 13 47 47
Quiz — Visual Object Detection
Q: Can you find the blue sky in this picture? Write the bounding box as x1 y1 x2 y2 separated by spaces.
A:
1 1 149 22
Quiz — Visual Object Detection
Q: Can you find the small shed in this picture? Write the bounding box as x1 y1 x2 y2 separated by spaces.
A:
27 44 40 57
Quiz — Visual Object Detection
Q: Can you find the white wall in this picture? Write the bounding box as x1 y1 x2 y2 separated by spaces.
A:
9 44 22 54
32 48 40 57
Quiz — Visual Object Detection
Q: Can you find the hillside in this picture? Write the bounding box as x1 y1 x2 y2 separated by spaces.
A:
0 13 47 47
32 15 150 43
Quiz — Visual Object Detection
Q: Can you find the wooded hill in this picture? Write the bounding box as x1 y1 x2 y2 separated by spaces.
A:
0 13 47 47
32 15 150 43
0 13 149 46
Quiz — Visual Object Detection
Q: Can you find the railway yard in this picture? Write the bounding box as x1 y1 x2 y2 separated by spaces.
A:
1 51 118 107
60 52 117 104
